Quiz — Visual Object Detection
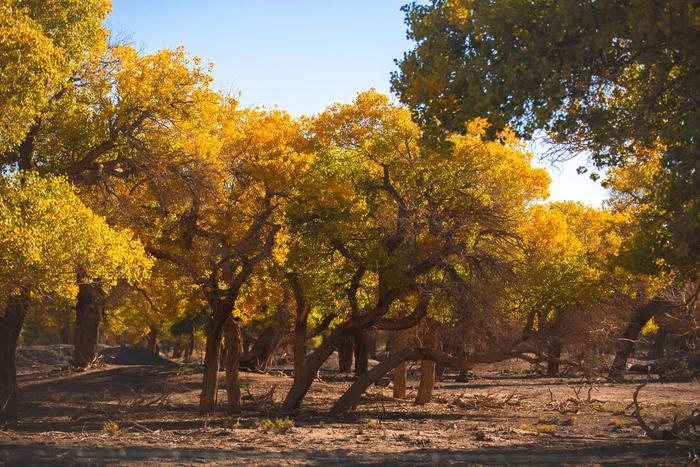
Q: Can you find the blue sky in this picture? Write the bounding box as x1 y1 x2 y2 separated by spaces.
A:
107 0 607 206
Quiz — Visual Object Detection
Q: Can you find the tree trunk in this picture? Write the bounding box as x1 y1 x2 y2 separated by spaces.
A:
73 282 105 368
392 332 407 398
455 369 469 382
146 326 159 354
293 320 307 377
0 290 29 426
414 326 438 405
331 347 419 416
241 323 282 371
337 334 354 373
224 317 242 414
609 298 673 379
353 329 369 376
172 342 183 359
282 329 342 411
199 309 229 413
186 328 195 361
650 325 668 360
547 339 562 375
435 362 446 379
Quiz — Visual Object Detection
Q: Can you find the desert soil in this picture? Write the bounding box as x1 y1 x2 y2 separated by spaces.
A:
1 358 699 465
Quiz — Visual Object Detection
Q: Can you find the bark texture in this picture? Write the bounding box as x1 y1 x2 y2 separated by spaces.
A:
224 317 242 414
0 290 29 426
73 282 105 368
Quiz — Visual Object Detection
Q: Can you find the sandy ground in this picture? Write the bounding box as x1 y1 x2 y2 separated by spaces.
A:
1 359 699 465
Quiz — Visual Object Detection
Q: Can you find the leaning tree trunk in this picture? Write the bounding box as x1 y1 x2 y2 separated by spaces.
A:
609 298 674 379
282 328 344 411
414 326 438 405
331 347 419 416
337 334 354 373
293 320 307 378
241 322 283 371
224 317 242 414
73 282 105 368
0 289 29 426
547 339 562 376
353 329 369 376
199 308 229 413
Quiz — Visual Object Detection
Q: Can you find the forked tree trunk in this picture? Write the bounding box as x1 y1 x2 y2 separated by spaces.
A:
414 326 438 405
353 329 369 376
73 282 105 368
547 339 562 375
392 332 407 398
0 290 29 426
609 298 674 379
282 302 390 411
199 308 229 413
338 335 354 373
224 317 242 414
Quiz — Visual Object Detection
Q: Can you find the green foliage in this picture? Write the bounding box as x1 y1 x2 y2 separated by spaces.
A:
0 172 152 311
394 0 700 278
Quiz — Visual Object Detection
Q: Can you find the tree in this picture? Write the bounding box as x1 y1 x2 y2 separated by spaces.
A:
0 0 110 154
393 0 700 278
2 43 221 366
143 102 309 413
0 173 151 425
281 91 549 410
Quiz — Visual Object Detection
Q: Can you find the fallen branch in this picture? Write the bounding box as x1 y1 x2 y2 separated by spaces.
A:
632 383 700 440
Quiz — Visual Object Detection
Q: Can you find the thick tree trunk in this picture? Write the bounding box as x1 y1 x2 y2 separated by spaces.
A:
282 302 391 411
199 309 229 413
241 322 283 371
73 282 105 368
353 329 369 376
547 339 562 375
609 298 674 379
331 347 419 416
392 332 407 398
0 290 29 426
337 334 354 373
224 317 242 414
414 326 438 405
282 330 341 411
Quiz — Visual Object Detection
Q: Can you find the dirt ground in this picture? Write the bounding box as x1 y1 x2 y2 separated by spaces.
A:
1 359 699 465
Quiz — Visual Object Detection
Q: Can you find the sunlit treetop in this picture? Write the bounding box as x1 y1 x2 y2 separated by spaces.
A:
0 0 110 153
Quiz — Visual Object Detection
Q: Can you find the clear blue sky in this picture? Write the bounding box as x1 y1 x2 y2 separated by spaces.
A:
107 0 606 206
